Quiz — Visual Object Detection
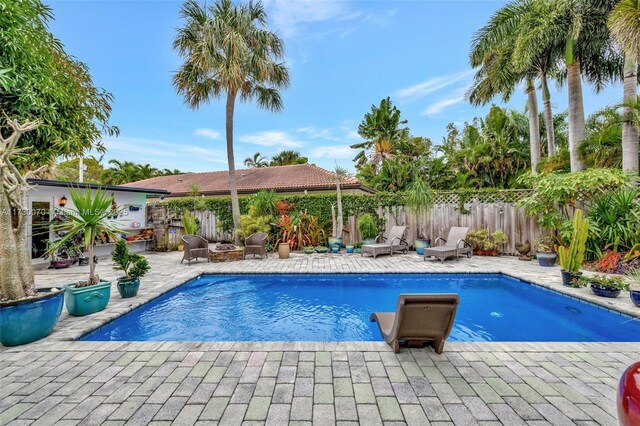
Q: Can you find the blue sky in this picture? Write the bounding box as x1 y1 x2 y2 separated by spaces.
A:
49 0 621 173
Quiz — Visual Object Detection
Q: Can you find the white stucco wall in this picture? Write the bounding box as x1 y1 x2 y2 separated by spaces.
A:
25 185 151 261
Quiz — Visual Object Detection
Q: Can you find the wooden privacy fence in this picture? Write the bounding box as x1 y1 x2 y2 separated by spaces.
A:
149 190 544 255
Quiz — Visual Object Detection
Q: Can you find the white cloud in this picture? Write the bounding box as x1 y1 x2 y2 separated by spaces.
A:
266 0 351 38
238 131 304 147
296 126 339 141
100 137 227 171
312 144 355 159
194 128 222 140
265 1 395 39
422 89 468 116
395 70 474 102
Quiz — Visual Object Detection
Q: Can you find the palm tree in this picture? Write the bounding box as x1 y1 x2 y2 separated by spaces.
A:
270 150 308 166
608 0 640 173
173 0 289 239
244 152 269 168
352 97 409 169
469 0 563 173
513 0 622 172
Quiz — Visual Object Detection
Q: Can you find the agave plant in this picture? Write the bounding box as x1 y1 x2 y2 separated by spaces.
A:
48 188 124 287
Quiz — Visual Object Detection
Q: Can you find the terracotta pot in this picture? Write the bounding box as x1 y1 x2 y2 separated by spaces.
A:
278 243 290 259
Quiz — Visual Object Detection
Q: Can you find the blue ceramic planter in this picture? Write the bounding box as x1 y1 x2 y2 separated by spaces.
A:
328 237 342 251
117 277 140 299
0 288 65 346
630 290 640 307
415 239 430 256
346 245 354 253
536 252 557 267
590 284 620 298
63 281 111 316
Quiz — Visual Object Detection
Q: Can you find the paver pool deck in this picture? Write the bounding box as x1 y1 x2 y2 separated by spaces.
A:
2 250 639 425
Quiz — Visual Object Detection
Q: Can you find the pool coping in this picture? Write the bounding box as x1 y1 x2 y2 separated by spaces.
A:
53 269 640 344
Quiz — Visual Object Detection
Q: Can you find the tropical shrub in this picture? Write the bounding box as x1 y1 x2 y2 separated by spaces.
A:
517 168 634 232
586 188 640 259
181 211 199 235
273 212 325 250
466 229 508 253
358 214 378 240
597 251 622 273
248 190 278 217
237 214 272 240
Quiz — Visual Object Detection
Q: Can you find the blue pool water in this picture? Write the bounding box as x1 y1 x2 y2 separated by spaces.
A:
82 273 640 342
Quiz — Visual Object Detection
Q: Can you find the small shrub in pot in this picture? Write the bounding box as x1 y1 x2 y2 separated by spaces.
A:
112 240 150 298
574 274 630 298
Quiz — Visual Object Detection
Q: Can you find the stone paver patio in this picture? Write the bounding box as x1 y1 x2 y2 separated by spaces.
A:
2 250 639 425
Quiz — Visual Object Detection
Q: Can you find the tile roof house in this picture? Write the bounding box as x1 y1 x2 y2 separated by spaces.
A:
122 164 374 198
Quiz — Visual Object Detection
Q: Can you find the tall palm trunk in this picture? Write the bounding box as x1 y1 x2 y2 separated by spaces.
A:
226 90 241 243
622 55 639 173
526 78 541 174
567 61 586 171
540 73 556 156
335 177 343 239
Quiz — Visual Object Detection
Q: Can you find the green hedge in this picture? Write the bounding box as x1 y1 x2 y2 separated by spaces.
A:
162 192 405 234
161 189 533 234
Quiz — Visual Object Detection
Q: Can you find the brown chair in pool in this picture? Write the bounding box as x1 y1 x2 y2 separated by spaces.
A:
370 294 459 353
181 235 209 265
245 232 268 259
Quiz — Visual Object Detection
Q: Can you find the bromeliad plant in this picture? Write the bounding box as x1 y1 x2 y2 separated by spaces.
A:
273 211 325 251
558 209 589 274
48 188 124 287
181 211 199 235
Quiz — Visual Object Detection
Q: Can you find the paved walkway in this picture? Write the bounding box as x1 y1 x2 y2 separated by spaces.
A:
1 251 638 425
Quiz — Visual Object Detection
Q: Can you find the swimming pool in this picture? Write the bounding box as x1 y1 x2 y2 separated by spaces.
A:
82 273 640 342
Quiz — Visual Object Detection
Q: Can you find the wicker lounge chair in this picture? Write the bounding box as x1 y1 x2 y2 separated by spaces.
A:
245 232 268 259
181 235 209 265
423 227 472 262
362 225 409 258
370 294 459 353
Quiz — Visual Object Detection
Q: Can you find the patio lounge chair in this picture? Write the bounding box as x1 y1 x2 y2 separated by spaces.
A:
361 225 409 258
245 232 268 259
423 227 472 262
181 235 209 265
370 294 459 353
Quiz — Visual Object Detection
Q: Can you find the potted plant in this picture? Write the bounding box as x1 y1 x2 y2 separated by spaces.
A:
49 188 124 316
406 179 434 255
629 270 640 307
466 229 508 256
314 246 328 253
574 274 630 298
354 242 362 254
304 246 315 254
535 236 557 267
358 214 378 245
111 240 150 298
346 244 354 253
46 238 75 269
558 209 588 286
